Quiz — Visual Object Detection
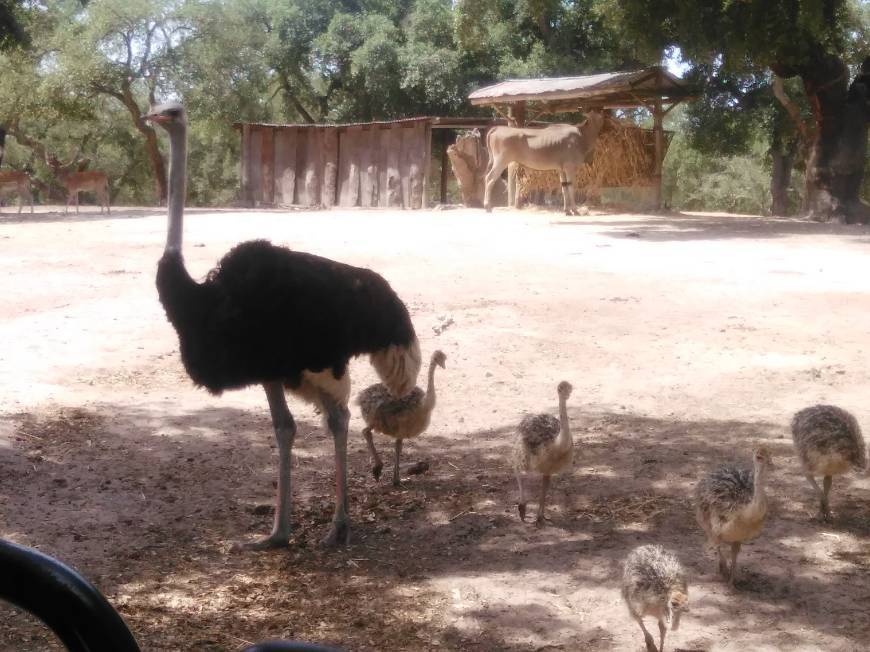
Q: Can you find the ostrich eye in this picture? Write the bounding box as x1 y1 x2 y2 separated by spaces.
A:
165 109 180 117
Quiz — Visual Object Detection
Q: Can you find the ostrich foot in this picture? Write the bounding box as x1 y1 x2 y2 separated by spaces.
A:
320 520 350 548
535 514 550 528
517 503 527 521
371 462 383 481
818 506 833 522
232 531 289 552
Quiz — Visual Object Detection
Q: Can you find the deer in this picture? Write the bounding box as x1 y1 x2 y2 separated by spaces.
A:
46 151 110 215
0 170 34 214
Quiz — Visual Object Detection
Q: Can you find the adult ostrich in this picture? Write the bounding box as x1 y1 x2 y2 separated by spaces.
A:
143 102 421 549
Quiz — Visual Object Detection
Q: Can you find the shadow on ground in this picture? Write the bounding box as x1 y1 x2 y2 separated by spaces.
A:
552 212 869 243
1 403 867 650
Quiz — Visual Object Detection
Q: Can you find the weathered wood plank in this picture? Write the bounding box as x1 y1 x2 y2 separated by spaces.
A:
303 129 323 206
359 128 378 207
274 128 297 205
338 127 361 207
422 123 432 208
408 123 427 208
249 128 263 204
261 128 275 204
399 124 418 208
384 126 402 208
240 124 252 205
321 128 338 207
293 129 309 205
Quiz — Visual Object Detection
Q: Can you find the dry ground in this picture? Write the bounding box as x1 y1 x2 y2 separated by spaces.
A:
1 205 869 652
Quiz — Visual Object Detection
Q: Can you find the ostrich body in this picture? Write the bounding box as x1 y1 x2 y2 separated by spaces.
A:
622 544 689 652
513 381 573 524
357 350 446 486
144 102 421 548
791 405 867 521
694 447 772 585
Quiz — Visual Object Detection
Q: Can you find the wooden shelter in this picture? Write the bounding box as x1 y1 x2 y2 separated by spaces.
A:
235 116 513 209
468 66 695 209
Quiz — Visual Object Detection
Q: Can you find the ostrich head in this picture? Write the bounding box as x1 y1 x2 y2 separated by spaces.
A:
666 589 689 630
431 350 447 369
143 101 187 133
753 446 774 470
557 381 573 400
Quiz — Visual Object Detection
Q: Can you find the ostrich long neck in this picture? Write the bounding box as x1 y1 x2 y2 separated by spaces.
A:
750 460 768 508
422 359 438 412
557 394 571 447
165 124 187 254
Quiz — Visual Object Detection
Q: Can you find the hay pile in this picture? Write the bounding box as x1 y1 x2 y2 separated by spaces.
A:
516 120 667 204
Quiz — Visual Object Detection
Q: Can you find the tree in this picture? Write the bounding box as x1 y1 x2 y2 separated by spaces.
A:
678 64 808 215
48 0 195 203
601 0 870 223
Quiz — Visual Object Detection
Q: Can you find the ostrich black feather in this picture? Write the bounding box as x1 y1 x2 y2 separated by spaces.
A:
157 239 417 395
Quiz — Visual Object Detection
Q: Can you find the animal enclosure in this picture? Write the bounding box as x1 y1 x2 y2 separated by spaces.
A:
237 119 432 209
2 207 870 651
515 120 673 207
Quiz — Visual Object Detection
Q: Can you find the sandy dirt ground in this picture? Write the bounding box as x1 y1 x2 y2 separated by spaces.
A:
1 205 869 652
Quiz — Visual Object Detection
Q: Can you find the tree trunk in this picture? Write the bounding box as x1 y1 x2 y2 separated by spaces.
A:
141 126 168 205
770 137 798 216
0 126 5 167
784 55 870 223
95 82 168 204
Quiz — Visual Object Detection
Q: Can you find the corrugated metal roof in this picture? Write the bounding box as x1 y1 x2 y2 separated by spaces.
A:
233 116 433 129
468 66 691 106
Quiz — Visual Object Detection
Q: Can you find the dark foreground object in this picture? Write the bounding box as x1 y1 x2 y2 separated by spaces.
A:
0 539 343 652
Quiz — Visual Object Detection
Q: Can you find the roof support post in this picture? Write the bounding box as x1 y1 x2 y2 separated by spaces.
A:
652 99 664 211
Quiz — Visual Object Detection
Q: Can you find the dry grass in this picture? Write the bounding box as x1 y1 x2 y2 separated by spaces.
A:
516 120 669 203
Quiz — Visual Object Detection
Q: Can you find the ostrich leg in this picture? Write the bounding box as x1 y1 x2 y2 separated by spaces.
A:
728 542 741 585
516 472 527 521
821 475 833 521
241 381 296 550
392 439 403 487
632 614 658 652
321 396 352 547
362 427 383 480
658 619 667 652
536 473 551 526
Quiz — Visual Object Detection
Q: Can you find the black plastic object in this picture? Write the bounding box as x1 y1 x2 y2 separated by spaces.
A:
242 643 344 652
0 538 346 652
0 538 141 652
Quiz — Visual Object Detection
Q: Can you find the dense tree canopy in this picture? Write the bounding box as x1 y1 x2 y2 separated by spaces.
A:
1 0 866 215
603 0 870 220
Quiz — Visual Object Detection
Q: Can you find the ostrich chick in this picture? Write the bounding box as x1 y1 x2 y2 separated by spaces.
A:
695 447 773 585
513 381 573 524
791 405 867 521
622 544 689 652
358 350 446 486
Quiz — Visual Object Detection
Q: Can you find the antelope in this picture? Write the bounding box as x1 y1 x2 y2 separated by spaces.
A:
0 170 34 214
46 154 110 215
484 111 605 215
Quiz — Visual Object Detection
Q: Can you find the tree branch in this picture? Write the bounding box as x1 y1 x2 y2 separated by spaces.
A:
278 71 315 123
772 76 812 143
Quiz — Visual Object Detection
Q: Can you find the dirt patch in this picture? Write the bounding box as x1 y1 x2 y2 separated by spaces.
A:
2 207 869 651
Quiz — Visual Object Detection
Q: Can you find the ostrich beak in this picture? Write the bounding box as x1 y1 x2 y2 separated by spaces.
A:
142 112 168 124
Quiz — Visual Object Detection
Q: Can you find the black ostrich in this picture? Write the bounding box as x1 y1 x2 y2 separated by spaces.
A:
143 102 421 548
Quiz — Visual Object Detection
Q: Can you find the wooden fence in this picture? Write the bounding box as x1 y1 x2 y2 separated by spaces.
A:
238 119 432 209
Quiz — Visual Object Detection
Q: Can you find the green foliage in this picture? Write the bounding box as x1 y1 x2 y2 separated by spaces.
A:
664 130 774 215
2 0 862 210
